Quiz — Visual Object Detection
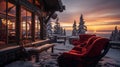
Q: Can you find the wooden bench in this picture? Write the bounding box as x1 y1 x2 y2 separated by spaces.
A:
22 39 52 47
0 39 55 66
54 36 66 45
26 44 55 62
22 40 55 62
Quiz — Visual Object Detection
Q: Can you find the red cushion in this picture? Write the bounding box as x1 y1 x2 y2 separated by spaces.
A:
62 51 87 60
86 37 109 57
71 36 98 52
72 34 96 46
70 47 86 53
84 36 99 48
72 41 85 46
79 34 96 42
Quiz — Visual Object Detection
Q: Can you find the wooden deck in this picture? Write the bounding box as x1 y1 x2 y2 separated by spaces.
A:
0 39 54 66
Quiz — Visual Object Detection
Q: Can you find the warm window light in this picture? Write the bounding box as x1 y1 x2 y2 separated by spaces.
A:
22 21 30 30
35 20 37 23
1 19 12 25
12 23 15 29
1 19 14 29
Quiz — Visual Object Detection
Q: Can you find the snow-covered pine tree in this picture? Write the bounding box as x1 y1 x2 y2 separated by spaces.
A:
78 14 87 35
72 20 77 36
110 26 119 41
118 30 120 41
46 20 53 37
60 27 63 35
113 26 119 41
53 18 61 35
110 31 114 40
63 28 66 36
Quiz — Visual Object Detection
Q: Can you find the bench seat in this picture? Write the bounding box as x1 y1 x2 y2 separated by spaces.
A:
25 44 55 62
26 44 55 53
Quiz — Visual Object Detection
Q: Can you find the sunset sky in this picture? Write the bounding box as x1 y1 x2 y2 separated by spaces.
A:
57 0 120 32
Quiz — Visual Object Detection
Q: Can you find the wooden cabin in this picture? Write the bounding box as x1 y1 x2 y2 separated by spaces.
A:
0 0 65 66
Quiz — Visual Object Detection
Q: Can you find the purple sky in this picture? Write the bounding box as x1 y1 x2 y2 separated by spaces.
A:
57 0 120 31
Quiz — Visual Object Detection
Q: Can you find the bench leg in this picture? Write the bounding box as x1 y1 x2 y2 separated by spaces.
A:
64 41 65 45
51 46 54 53
35 53 39 62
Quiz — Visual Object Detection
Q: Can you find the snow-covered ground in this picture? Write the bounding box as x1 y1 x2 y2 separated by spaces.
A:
5 40 120 67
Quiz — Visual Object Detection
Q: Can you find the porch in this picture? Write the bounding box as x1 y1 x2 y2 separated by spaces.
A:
5 39 120 67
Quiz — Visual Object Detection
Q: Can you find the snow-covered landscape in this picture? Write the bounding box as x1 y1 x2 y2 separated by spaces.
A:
5 12 120 67
1 0 120 67
5 40 120 67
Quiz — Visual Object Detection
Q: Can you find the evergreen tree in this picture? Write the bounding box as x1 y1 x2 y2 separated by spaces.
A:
59 27 63 35
72 20 77 36
46 20 52 37
110 31 114 40
78 14 87 35
113 26 119 41
63 28 66 36
118 30 120 41
110 26 119 41
53 18 61 35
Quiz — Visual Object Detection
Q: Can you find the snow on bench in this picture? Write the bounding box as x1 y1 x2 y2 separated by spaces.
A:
27 44 55 53
25 44 55 62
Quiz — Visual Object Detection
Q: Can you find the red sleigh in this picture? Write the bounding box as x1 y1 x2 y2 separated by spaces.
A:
57 36 110 67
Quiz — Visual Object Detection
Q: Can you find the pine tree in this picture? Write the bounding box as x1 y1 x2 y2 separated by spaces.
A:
53 18 61 35
72 20 77 36
114 26 119 41
110 31 114 41
63 28 66 36
60 27 63 35
78 14 87 35
110 26 119 41
46 20 52 37
118 30 120 41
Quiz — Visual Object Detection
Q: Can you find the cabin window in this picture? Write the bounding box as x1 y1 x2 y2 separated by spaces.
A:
0 1 16 48
21 7 32 44
35 16 40 39
0 0 42 48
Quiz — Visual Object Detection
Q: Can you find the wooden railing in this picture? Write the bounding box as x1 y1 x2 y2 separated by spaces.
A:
52 35 67 45
109 41 120 48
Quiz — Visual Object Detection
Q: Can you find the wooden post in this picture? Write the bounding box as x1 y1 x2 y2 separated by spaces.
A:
51 46 54 53
39 17 44 40
26 11 28 39
31 0 35 41
16 1 22 45
6 0 8 45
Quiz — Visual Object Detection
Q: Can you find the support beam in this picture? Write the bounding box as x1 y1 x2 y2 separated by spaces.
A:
39 12 55 40
6 0 8 45
16 1 22 45
25 11 28 39
39 17 47 40
8 0 41 17
45 11 55 24
39 17 44 40
31 0 35 41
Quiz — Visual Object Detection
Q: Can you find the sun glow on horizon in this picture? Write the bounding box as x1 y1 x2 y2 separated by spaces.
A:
60 23 120 32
